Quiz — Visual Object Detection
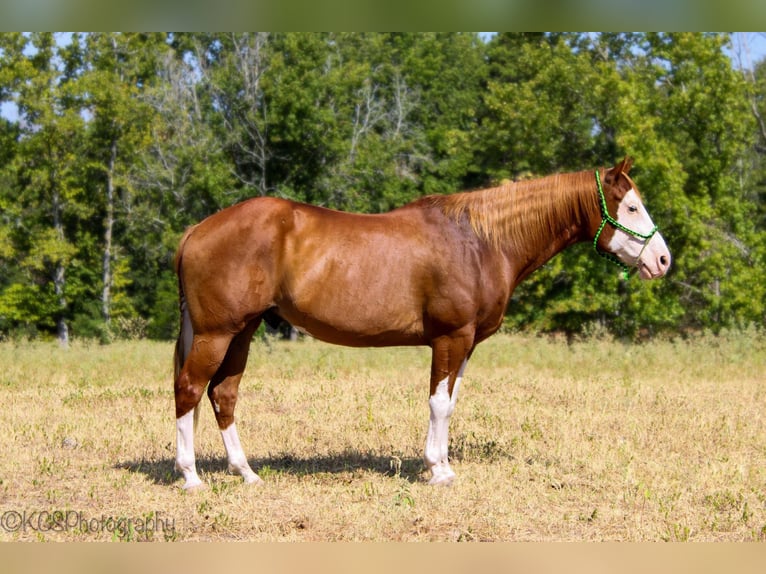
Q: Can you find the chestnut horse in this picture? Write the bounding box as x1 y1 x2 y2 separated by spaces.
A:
173 157 671 489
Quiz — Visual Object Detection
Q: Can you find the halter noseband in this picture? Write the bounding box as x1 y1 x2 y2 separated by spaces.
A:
592 169 658 280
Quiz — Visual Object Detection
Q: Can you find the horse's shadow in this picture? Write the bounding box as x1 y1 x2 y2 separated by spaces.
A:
116 451 425 486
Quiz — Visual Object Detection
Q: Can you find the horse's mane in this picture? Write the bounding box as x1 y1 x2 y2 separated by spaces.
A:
424 170 600 249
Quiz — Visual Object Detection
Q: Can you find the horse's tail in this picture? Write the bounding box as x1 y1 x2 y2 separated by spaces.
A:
174 225 197 385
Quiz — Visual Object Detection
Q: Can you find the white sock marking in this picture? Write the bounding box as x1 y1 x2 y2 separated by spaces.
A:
220 423 261 484
175 409 203 489
425 359 467 485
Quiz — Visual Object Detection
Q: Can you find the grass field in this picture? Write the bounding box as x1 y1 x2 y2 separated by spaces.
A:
0 331 765 541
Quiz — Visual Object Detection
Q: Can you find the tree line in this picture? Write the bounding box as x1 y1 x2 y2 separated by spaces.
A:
1 32 765 345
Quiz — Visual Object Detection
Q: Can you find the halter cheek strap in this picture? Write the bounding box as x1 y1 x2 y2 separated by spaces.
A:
592 169 658 280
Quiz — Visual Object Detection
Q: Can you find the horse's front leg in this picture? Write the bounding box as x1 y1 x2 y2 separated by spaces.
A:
425 332 473 486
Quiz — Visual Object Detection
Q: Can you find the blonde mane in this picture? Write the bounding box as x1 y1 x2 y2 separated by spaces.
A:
436 170 599 249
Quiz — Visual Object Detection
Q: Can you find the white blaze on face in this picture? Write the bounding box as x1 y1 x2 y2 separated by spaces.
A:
607 188 671 279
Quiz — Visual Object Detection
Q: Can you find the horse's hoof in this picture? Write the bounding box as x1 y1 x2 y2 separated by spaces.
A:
181 479 207 492
243 473 264 486
428 473 456 486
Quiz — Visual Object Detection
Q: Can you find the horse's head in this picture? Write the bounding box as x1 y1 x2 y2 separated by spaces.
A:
593 157 671 280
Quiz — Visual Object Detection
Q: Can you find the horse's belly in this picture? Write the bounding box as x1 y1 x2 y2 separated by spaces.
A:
275 211 443 346
275 291 426 347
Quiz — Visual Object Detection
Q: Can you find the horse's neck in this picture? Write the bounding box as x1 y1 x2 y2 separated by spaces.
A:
492 174 595 281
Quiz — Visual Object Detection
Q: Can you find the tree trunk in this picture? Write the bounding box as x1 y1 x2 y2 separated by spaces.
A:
54 262 69 348
52 186 68 348
102 136 117 326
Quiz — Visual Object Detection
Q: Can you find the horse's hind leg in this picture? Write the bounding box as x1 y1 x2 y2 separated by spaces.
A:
207 320 262 485
175 332 233 490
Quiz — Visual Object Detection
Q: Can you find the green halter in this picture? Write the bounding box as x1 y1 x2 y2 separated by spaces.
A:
592 169 658 280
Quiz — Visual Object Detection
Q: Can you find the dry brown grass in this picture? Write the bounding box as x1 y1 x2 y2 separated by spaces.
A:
1 331 765 541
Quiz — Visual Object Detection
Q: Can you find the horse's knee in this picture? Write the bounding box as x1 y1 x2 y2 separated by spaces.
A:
207 382 238 429
174 373 206 418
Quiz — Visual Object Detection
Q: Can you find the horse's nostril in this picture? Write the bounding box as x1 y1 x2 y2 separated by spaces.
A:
660 255 668 267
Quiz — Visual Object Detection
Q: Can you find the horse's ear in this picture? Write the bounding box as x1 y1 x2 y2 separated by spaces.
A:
612 156 633 175
605 156 634 186
604 160 620 185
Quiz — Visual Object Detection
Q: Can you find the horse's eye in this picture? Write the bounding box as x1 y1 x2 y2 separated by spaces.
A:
628 205 638 213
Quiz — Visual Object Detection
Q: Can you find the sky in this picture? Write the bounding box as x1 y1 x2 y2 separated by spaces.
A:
727 31 766 70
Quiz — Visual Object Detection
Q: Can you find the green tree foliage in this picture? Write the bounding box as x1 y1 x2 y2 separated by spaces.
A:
621 33 764 333
76 33 166 334
0 33 89 345
0 32 764 342
480 32 765 337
